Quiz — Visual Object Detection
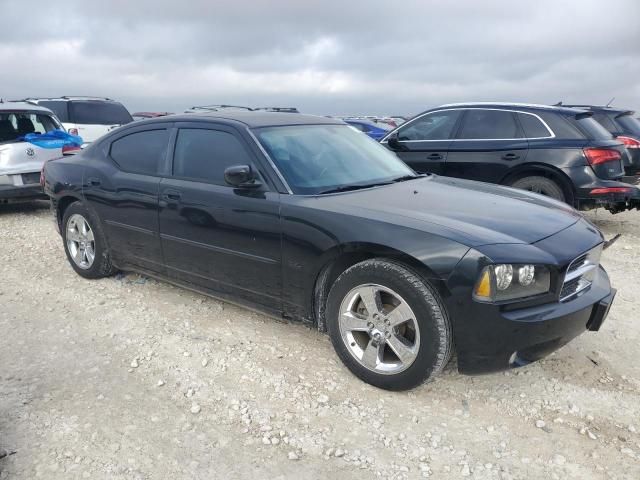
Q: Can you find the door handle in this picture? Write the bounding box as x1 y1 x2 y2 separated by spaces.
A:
502 153 520 160
87 177 101 186
162 189 182 201
427 153 443 160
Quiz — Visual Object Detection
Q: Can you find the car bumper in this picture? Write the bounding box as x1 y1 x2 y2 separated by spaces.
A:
453 266 614 374
0 183 47 203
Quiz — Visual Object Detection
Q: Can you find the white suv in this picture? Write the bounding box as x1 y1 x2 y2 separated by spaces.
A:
25 97 133 145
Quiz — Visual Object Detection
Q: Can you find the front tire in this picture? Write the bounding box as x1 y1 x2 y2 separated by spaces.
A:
326 259 453 391
62 202 116 279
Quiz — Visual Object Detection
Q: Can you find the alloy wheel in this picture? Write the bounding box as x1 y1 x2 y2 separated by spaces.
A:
66 214 96 269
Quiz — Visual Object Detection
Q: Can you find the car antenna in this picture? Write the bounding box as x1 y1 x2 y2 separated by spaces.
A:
605 97 615 107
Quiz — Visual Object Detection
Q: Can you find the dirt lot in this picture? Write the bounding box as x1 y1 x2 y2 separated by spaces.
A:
0 202 639 479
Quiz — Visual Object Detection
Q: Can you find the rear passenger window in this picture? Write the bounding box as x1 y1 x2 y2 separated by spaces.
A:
173 129 253 185
536 112 584 139
110 129 169 175
458 110 521 139
398 110 461 141
517 113 551 138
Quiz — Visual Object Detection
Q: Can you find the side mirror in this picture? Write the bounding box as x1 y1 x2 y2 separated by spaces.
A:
224 165 262 188
387 132 402 150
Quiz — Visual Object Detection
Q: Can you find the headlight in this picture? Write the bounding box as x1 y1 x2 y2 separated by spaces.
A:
473 264 551 302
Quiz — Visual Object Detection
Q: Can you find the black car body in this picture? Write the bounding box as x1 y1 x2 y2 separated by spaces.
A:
43 112 616 389
381 103 640 213
558 104 640 176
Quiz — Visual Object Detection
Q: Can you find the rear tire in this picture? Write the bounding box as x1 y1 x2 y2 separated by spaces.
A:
62 202 117 279
509 176 565 202
325 259 453 391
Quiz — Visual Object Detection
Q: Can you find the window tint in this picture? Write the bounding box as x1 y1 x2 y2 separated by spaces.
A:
592 113 617 133
70 101 133 125
458 109 520 139
110 129 169 175
173 129 253 185
398 110 461 141
575 116 614 140
517 113 551 138
616 114 640 135
536 112 584 139
38 101 69 122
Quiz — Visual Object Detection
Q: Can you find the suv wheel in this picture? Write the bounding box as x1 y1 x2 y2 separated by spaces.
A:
326 259 453 391
509 176 565 202
62 202 116 279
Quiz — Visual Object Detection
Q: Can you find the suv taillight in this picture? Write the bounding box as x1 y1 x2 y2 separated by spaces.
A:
62 144 81 155
68 128 79 135
617 136 640 149
583 147 622 166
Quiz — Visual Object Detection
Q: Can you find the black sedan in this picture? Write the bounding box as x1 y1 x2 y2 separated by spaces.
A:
43 112 616 390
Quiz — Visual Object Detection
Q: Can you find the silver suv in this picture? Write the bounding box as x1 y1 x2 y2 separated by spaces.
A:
0 101 69 203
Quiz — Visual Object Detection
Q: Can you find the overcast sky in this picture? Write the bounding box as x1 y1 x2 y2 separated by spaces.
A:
1 0 639 116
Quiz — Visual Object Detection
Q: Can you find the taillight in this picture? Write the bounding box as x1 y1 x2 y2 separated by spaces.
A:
583 147 621 166
68 128 79 135
589 187 632 195
62 144 81 155
617 136 640 149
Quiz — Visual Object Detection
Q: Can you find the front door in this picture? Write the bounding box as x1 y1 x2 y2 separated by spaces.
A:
383 109 462 175
444 109 529 183
158 123 282 312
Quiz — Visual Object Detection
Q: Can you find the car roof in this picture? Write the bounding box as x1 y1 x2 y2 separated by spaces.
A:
141 111 345 128
0 101 55 113
23 96 117 102
436 102 584 115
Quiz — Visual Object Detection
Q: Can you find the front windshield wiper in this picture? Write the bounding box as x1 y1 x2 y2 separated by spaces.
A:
318 175 425 195
318 182 394 195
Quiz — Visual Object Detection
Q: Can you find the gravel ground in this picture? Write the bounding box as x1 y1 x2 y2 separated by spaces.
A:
1 202 639 480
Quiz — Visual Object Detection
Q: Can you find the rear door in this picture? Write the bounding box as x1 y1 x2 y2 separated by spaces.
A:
158 122 282 313
82 124 172 273
383 109 461 174
445 109 529 182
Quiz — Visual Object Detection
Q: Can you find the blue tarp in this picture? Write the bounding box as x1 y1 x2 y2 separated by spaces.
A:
18 129 83 149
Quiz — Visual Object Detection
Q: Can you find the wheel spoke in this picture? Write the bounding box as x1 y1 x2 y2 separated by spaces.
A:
73 247 84 264
385 302 413 328
67 230 81 242
358 286 381 316
85 228 94 242
340 311 370 332
85 245 95 264
386 333 416 365
361 339 382 369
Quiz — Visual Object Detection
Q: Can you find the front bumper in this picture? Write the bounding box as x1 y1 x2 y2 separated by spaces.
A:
452 266 614 374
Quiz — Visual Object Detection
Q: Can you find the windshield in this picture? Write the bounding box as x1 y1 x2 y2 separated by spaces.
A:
617 114 640 135
0 111 62 144
70 101 133 125
255 124 416 195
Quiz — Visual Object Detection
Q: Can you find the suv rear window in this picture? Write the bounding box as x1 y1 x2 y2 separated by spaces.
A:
38 101 69 122
70 101 133 125
0 111 60 144
575 116 613 140
616 114 640 135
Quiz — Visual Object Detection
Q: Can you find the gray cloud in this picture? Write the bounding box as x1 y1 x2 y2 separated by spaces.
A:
1 0 638 115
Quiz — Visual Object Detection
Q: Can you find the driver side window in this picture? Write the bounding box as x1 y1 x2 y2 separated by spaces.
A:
398 110 461 141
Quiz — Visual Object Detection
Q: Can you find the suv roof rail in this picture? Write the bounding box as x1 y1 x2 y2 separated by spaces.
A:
253 107 300 113
60 95 113 101
189 104 254 111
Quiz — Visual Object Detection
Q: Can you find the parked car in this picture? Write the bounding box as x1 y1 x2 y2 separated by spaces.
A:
43 111 616 390
132 112 173 121
381 102 640 213
0 101 80 203
555 104 640 176
343 118 392 140
21 97 133 145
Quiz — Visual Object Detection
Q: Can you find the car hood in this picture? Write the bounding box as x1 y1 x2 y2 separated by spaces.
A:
316 176 582 247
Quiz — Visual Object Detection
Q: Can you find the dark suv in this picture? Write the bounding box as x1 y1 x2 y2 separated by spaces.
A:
557 104 640 176
381 103 640 213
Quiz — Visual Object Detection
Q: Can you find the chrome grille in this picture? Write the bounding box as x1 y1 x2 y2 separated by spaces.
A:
560 244 603 302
